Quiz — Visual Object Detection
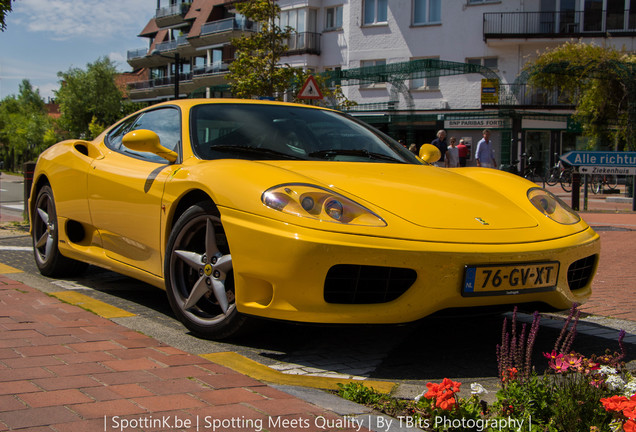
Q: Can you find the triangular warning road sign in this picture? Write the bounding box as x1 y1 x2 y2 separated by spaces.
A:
298 75 323 100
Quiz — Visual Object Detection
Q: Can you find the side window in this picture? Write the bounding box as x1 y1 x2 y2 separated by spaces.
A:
109 107 181 163
105 116 138 152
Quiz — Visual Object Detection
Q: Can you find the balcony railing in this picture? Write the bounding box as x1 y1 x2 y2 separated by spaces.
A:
284 32 321 55
484 10 636 39
128 73 193 91
127 48 148 61
482 84 575 107
156 2 191 19
154 39 178 53
201 17 256 36
192 62 230 76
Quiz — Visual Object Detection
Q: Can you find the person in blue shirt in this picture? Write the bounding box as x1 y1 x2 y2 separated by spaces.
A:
476 129 497 168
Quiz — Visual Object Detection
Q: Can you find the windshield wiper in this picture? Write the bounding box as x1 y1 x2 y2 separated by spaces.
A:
209 145 303 160
308 149 402 162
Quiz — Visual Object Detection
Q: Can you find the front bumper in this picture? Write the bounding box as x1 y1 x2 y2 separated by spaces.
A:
221 208 600 324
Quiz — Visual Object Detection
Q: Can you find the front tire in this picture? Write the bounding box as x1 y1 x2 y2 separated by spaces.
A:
165 201 248 340
32 185 87 277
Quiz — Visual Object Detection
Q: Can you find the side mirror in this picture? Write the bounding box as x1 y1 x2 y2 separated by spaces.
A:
122 129 178 163
418 143 441 164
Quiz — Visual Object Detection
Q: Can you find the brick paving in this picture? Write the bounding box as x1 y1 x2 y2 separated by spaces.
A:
0 279 365 432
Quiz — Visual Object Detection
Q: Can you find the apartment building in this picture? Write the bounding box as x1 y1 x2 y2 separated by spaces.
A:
127 0 636 171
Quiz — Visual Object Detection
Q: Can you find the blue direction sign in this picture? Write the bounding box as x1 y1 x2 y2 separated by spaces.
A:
561 151 636 167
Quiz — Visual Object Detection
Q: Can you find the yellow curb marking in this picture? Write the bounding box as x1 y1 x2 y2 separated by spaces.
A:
51 291 136 319
201 351 396 394
0 263 23 274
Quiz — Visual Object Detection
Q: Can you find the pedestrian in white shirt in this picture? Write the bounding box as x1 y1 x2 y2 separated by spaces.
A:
475 129 497 168
446 137 459 168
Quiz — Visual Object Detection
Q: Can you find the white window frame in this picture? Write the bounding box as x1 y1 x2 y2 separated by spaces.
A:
325 5 343 30
413 0 441 25
363 0 388 25
466 57 499 70
467 0 501 5
410 57 440 91
360 59 387 88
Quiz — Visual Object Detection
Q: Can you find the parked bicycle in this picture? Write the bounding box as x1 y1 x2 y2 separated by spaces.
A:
521 154 542 183
590 173 618 194
544 153 562 186
543 153 574 192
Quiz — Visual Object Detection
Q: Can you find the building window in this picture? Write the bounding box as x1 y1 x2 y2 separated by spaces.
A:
467 0 499 4
466 57 498 70
326 6 343 30
410 57 440 90
279 7 317 50
360 59 386 88
363 0 388 25
413 0 441 25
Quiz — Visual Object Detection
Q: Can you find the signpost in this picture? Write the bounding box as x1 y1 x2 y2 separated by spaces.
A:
560 151 636 211
297 75 323 100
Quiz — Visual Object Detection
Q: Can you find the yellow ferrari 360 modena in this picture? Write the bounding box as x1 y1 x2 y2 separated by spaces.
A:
29 99 599 339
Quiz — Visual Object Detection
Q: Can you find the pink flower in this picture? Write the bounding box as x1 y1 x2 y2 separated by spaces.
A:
564 354 582 369
549 357 570 374
543 350 563 360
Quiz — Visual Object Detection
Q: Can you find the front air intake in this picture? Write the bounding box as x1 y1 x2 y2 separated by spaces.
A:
567 255 597 291
324 264 417 304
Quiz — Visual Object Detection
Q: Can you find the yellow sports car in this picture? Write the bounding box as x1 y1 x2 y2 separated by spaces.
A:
29 99 599 339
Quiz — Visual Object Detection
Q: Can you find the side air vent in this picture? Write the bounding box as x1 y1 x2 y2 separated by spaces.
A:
66 220 86 243
567 255 597 291
324 264 417 304
74 144 89 156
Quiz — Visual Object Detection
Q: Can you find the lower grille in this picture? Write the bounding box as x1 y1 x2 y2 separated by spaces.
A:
567 255 597 291
324 264 417 304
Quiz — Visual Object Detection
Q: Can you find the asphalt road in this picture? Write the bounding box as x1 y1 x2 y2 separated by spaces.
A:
0 173 25 222
0 228 634 399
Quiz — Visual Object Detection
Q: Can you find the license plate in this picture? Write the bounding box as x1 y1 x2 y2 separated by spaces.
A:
462 262 559 296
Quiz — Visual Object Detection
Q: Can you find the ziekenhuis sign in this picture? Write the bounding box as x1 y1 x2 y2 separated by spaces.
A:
561 151 636 175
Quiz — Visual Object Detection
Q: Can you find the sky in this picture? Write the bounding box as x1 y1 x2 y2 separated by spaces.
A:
0 0 157 101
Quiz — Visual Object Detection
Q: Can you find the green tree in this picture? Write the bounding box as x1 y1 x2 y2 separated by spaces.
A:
55 57 140 139
523 42 636 151
0 0 13 31
227 0 297 99
0 80 57 171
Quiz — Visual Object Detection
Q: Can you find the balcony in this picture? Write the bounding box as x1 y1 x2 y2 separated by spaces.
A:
128 48 148 61
284 32 321 56
128 72 193 91
192 62 230 77
188 17 256 47
481 84 575 108
156 2 191 27
483 10 636 40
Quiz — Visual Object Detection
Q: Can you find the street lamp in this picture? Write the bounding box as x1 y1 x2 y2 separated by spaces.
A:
151 50 181 100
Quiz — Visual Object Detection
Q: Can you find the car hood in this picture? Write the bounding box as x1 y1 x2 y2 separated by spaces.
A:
261 161 539 230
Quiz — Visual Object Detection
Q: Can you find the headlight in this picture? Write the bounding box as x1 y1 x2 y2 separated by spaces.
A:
262 183 387 227
528 187 580 225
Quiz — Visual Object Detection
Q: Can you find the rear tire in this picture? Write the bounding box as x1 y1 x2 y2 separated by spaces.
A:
32 185 87 277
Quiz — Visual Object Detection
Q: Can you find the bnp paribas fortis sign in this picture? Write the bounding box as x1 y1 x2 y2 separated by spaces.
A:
481 79 499 104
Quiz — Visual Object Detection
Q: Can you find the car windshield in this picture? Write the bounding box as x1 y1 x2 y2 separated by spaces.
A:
190 103 422 164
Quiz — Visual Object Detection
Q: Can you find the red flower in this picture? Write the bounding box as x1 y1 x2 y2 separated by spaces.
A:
601 395 629 412
423 378 461 411
624 419 636 432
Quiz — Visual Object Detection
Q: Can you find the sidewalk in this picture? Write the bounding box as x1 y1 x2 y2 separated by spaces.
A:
0 277 376 432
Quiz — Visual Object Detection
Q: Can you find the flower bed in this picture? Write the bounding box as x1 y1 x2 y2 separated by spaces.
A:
337 305 635 431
